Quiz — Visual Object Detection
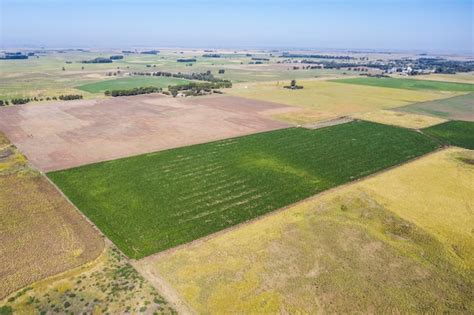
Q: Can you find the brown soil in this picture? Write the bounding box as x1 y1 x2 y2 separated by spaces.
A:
0 94 291 172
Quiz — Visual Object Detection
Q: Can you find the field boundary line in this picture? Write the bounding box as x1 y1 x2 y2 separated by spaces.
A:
139 146 447 261
132 261 197 315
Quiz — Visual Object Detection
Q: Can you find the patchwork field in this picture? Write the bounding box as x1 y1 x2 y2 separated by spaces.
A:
1 244 176 314
0 94 290 171
395 93 474 121
423 121 474 149
352 110 447 129
48 121 440 258
138 148 474 314
332 77 474 92
0 133 104 299
228 80 458 124
76 76 190 93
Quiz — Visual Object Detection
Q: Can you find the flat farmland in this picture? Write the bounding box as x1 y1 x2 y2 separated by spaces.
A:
0 95 290 172
48 121 439 258
423 121 474 149
352 110 447 129
76 76 190 93
332 77 474 92
411 73 474 84
228 80 457 124
138 148 474 313
395 93 474 121
0 133 104 299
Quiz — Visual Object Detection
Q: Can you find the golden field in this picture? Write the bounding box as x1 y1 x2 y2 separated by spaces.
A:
352 110 447 129
408 72 474 84
0 133 104 299
228 80 460 124
137 148 474 313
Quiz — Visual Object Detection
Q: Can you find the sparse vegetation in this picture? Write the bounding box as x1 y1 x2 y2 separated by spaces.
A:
1 245 175 314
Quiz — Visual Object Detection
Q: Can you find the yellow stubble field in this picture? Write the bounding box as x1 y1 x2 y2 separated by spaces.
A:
228 80 460 124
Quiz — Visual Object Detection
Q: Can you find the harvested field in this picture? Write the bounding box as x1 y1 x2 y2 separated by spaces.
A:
352 110 447 129
139 148 474 314
422 121 474 149
404 73 474 84
48 121 439 258
332 77 474 92
0 94 290 172
0 133 103 299
228 80 457 124
1 244 176 314
395 93 474 121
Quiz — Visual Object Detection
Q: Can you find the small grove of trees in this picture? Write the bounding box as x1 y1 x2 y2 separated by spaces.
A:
168 81 232 97
284 80 304 90
104 86 162 97
58 94 83 100
218 69 225 74
110 55 124 60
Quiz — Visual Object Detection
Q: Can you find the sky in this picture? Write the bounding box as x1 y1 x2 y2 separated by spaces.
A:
1 0 473 53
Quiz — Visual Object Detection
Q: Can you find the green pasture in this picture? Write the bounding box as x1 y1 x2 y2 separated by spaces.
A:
48 121 440 259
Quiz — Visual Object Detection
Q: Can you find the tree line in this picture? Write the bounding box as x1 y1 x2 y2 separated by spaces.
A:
130 70 230 84
104 87 162 97
0 94 83 106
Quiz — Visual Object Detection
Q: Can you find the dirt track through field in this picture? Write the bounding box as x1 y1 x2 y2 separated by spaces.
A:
0 94 291 171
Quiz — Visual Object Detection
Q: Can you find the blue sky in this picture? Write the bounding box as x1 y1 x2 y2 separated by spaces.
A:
1 0 472 53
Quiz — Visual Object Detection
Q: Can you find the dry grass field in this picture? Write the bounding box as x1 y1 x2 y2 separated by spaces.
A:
409 73 474 84
352 110 447 129
228 80 459 124
0 132 104 299
1 244 176 315
0 95 290 172
137 148 474 313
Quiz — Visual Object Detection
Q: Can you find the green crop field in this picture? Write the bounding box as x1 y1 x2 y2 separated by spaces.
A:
332 77 474 92
395 93 474 121
75 77 191 93
423 121 474 149
48 121 440 259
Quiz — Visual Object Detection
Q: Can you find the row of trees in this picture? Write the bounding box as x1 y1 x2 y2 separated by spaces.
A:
82 57 113 64
104 87 162 97
0 94 83 106
131 70 230 84
177 58 196 63
281 53 355 60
